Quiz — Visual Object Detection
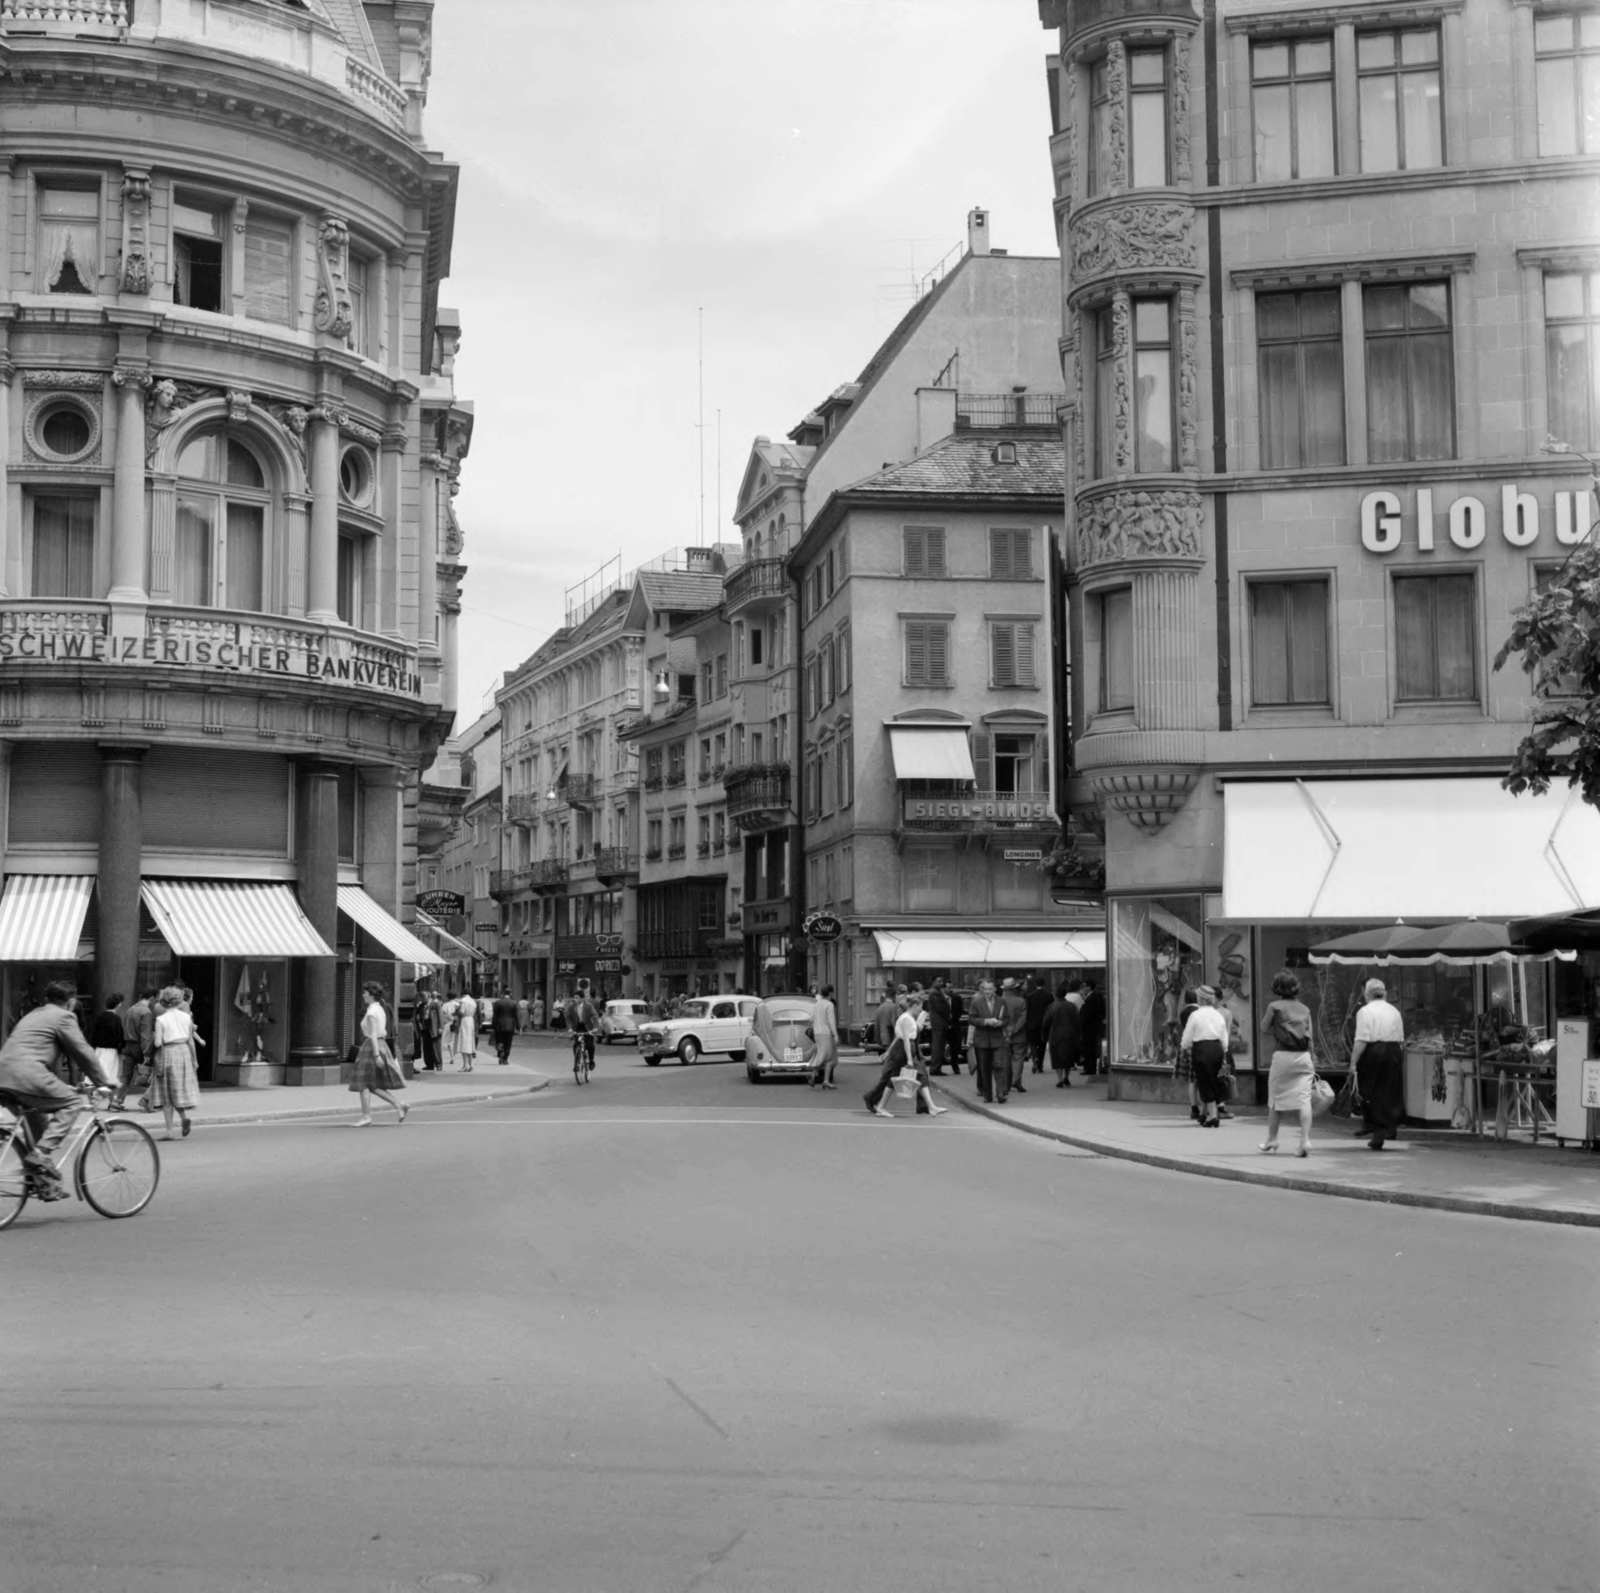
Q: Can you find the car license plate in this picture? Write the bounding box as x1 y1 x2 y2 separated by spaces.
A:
784 1046 802 1063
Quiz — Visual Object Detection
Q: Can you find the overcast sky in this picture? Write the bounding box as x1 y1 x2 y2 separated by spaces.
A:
425 0 1062 720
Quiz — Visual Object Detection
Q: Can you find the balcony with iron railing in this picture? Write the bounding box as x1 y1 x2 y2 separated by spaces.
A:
724 763 792 829
594 846 638 882
725 557 790 614
529 859 569 891
954 392 1064 431
565 772 599 807
505 792 540 825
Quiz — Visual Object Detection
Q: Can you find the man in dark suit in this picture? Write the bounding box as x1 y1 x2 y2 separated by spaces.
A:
1078 978 1106 1076
947 985 967 1074
925 976 953 1075
1000 978 1029 1097
0 982 110 1199
491 988 520 1065
967 979 1008 1103
1024 975 1053 1073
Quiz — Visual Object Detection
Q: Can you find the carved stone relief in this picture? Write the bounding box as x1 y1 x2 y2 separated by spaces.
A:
120 169 151 296
144 380 212 464
1111 290 1132 473
1076 487 1202 570
1178 286 1198 470
1105 40 1127 196
1171 34 1192 187
1070 200 1196 283
22 370 103 390
266 402 310 471
313 214 354 340
1062 59 1077 201
341 418 382 449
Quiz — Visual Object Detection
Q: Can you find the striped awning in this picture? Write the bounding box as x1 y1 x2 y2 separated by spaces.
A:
140 879 335 958
415 908 486 963
0 874 95 962
338 886 445 967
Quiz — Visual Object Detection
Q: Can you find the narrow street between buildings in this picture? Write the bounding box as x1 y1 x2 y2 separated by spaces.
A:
3 1038 1594 1593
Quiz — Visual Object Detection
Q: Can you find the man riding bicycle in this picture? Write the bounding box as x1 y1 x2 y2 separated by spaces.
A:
565 985 599 1074
0 981 115 1202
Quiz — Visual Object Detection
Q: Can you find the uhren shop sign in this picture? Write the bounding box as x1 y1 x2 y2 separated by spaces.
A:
1360 483 1593 555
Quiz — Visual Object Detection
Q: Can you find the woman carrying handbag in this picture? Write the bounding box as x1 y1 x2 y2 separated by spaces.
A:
350 982 407 1127
1258 969 1315 1157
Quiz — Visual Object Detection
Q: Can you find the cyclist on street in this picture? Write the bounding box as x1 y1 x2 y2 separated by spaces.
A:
0 981 114 1201
565 984 599 1076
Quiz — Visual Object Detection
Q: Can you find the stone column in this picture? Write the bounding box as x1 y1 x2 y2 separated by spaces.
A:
108 369 149 602
418 454 441 654
0 351 12 599
96 745 145 1011
306 411 340 624
440 568 461 718
289 761 341 1084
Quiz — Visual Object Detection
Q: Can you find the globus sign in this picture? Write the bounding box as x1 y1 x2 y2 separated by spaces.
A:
804 911 844 943
1360 482 1594 554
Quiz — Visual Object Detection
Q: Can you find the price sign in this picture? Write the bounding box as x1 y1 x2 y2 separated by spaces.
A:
1581 1060 1600 1111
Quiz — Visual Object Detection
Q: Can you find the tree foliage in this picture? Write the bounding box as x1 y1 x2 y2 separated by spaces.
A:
1493 535 1600 810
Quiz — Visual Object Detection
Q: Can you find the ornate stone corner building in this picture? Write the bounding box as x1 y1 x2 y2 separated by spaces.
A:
1038 0 1600 1100
0 2 469 1084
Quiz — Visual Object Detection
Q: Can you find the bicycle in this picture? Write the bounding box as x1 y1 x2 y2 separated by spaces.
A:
571 1027 595 1085
0 1087 161 1230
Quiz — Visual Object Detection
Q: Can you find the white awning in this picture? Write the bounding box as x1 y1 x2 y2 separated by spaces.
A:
872 929 1106 967
338 887 445 967
887 726 976 782
1222 778 1600 921
415 909 487 963
140 879 335 958
0 874 94 961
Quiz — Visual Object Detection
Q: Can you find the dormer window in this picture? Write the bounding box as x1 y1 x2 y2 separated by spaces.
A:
992 441 1018 465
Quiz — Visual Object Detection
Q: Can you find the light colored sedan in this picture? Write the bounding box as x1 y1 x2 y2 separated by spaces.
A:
745 995 820 1082
598 999 651 1045
639 996 761 1066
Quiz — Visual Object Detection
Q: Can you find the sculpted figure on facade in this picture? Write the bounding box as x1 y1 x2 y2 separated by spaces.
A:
1076 487 1202 569
1171 34 1192 187
1178 287 1198 470
313 213 354 339
1071 201 1196 282
1105 40 1126 196
1111 291 1132 472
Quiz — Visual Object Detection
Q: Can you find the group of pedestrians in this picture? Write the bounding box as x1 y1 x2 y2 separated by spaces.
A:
862 973 1106 1114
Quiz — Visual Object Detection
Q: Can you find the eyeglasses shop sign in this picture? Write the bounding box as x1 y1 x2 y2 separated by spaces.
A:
1361 483 1594 554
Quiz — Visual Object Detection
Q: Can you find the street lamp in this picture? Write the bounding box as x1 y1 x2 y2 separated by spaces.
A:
653 670 671 700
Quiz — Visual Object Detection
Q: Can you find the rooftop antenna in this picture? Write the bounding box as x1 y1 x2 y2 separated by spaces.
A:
716 408 722 536
696 306 705 543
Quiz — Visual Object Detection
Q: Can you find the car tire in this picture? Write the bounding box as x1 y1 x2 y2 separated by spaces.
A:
678 1036 700 1066
644 1055 661 1067
746 1065 761 1083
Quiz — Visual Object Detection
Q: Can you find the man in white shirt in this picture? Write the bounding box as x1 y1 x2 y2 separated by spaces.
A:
1350 978 1406 1150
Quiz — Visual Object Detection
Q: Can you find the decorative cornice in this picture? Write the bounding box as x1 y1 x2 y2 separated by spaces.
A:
1223 0 1463 32
24 369 103 390
1230 249 1475 291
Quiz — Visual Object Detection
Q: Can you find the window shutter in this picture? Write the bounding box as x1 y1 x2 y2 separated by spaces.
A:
1013 531 1032 579
927 528 947 576
928 621 949 685
904 528 924 578
971 732 992 792
1038 730 1050 796
992 622 1015 686
990 528 1011 580
906 621 928 684
243 214 293 325
1016 622 1036 686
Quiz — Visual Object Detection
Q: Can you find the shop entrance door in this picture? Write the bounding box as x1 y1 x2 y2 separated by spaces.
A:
177 957 218 1083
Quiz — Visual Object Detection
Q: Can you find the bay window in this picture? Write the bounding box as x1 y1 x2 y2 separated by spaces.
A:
1133 298 1174 471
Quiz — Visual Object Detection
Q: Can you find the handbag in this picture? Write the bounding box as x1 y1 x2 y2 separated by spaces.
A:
1330 1071 1361 1119
1218 1057 1238 1102
375 1042 405 1090
1310 1075 1337 1117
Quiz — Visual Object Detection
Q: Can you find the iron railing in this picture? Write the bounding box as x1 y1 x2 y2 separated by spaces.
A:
725 557 789 610
954 391 1064 430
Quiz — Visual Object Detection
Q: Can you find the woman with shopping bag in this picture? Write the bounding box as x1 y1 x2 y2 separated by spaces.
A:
349 982 407 1127
862 995 947 1119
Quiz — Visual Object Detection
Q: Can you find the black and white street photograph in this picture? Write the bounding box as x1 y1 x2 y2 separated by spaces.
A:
2 2 1599 1589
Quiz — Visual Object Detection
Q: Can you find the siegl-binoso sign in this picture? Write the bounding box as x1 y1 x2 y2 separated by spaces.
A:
1360 482 1594 554
803 912 844 943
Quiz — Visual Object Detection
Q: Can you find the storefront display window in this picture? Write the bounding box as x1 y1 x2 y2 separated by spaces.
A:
1111 895 1204 1067
1205 922 1255 1070
220 958 288 1070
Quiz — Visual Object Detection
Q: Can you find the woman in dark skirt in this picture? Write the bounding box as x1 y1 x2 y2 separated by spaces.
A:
1043 982 1081 1088
1179 986 1230 1127
350 981 406 1127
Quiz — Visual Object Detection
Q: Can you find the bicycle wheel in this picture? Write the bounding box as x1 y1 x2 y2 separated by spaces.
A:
0 1132 30 1231
573 1048 585 1084
74 1119 160 1218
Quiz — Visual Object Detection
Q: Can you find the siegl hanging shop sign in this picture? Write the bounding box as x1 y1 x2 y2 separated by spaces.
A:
804 911 844 943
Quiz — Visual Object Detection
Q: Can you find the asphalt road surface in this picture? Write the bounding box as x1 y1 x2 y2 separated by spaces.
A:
4 1038 1596 1593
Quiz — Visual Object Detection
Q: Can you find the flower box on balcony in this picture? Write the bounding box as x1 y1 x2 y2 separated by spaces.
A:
696 842 712 857
667 844 687 860
645 847 663 861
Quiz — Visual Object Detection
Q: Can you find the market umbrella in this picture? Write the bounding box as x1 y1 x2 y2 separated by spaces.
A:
1307 922 1425 964
1506 909 1600 953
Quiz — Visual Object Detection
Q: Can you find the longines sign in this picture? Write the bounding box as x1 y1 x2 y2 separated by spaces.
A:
1360 483 1594 554
0 622 424 696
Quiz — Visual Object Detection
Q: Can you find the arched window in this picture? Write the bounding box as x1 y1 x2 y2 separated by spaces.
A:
174 430 270 610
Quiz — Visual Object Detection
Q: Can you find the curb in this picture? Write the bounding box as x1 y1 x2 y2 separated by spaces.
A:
935 1086 1600 1229
181 1076 552 1128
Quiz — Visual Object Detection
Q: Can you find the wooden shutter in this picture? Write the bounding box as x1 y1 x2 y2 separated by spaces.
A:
928 621 949 684
905 621 928 684
1015 622 1037 686
990 528 1011 580
992 622 1016 686
971 732 993 793
243 214 293 325
926 528 947 576
904 528 925 577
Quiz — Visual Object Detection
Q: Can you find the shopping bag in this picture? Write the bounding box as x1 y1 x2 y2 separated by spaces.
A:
1310 1075 1337 1117
891 1067 922 1100
1330 1072 1360 1119
1218 1058 1238 1102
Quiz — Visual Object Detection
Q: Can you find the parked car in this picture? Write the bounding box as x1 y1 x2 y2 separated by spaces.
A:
598 998 651 1045
744 995 820 1082
639 996 762 1066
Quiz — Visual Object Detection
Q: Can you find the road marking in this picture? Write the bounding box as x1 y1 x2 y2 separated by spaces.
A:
199 1115 996 1130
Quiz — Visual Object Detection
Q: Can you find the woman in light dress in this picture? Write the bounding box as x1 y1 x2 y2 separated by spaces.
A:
1179 986 1230 1128
349 981 407 1127
149 986 201 1141
809 983 840 1090
441 995 461 1069
455 993 477 1072
1259 969 1315 1157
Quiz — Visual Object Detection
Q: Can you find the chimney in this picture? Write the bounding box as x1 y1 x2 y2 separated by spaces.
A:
916 386 958 452
967 206 990 257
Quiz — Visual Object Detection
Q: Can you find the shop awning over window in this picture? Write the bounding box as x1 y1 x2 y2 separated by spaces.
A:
872 929 1106 967
415 909 486 963
337 887 445 967
140 879 335 958
1221 779 1600 922
887 725 976 782
0 874 94 962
